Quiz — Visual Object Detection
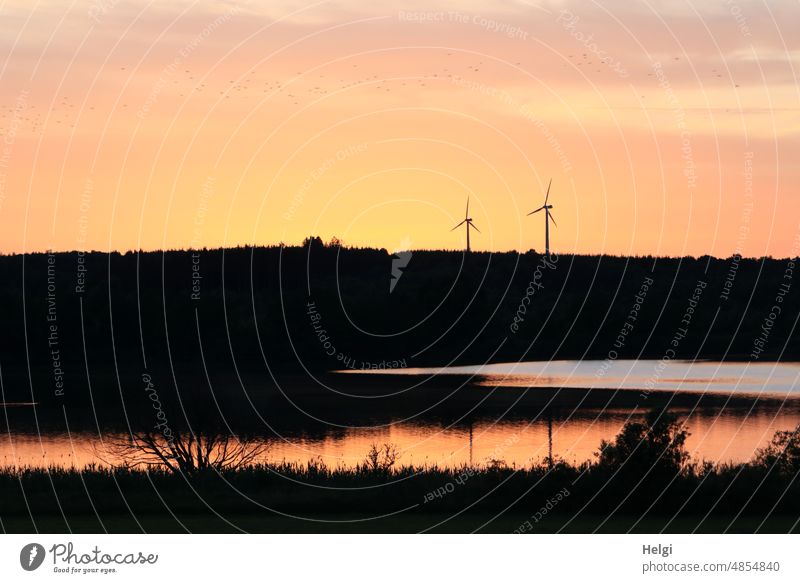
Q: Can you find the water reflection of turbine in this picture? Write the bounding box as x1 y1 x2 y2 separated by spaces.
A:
469 421 473 466
547 410 553 469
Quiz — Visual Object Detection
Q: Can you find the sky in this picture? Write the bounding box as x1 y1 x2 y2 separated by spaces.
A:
0 0 798 257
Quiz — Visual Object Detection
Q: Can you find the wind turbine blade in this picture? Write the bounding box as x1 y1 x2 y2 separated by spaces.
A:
451 220 466 231
469 222 481 233
465 196 470 220
548 211 557 227
544 178 552 205
527 206 545 216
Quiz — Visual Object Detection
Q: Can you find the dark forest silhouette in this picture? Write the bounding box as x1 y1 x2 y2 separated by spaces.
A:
1 238 797 410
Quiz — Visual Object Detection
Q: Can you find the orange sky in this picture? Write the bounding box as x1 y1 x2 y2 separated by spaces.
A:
0 0 798 257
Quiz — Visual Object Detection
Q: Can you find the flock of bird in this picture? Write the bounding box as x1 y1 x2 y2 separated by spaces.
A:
0 50 732 141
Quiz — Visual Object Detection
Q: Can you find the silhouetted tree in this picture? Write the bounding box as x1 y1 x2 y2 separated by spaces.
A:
595 409 690 477
755 424 800 476
361 443 400 473
104 430 270 474
302 235 324 249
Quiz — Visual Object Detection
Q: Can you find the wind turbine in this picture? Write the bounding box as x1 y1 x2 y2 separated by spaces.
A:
451 196 480 253
528 179 557 258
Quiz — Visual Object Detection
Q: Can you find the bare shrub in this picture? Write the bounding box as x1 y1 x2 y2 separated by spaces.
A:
362 443 400 472
103 431 270 474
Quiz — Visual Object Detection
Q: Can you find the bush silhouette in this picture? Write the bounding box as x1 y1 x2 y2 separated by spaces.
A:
754 424 800 476
595 409 690 478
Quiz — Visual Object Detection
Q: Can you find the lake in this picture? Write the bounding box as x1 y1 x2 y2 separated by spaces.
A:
347 359 800 396
2 360 799 470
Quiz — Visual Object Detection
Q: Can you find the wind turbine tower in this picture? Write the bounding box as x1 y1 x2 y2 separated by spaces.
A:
451 196 481 253
528 179 557 258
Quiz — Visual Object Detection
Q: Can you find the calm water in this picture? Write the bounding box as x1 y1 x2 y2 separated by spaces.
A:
3 360 799 470
1 408 799 469
353 359 800 396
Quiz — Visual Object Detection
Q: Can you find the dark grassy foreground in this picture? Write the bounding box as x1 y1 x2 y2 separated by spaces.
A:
3 413 800 534
1 461 798 533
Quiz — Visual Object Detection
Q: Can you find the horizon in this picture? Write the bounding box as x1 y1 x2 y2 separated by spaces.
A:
1 1 798 257
3 240 795 261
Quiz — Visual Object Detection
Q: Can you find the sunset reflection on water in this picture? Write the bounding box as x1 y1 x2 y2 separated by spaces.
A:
2 407 798 470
